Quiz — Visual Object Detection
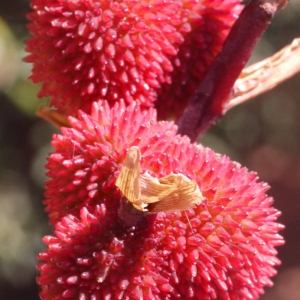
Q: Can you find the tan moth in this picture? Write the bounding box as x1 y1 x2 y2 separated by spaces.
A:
116 146 203 213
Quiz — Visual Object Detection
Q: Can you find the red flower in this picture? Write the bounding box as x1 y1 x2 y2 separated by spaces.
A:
39 101 284 299
26 0 242 118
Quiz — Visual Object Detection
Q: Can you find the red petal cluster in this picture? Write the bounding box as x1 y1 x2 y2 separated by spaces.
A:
26 0 242 118
39 101 284 299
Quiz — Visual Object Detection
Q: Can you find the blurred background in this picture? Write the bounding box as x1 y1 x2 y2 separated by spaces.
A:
0 0 299 299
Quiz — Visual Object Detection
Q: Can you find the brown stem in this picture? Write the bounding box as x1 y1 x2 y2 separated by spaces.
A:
177 0 288 142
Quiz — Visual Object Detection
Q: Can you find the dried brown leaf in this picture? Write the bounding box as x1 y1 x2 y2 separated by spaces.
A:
36 106 70 128
228 38 300 110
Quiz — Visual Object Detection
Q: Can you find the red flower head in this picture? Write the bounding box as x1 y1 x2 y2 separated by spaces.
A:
39 101 284 299
26 0 242 118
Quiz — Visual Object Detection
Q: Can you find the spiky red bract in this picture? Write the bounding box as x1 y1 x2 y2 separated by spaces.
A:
26 0 242 118
40 100 284 299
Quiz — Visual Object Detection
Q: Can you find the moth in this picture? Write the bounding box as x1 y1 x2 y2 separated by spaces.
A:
116 146 203 213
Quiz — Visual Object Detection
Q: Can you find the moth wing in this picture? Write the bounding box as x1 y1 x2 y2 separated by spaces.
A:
116 146 141 202
148 174 203 213
140 173 173 205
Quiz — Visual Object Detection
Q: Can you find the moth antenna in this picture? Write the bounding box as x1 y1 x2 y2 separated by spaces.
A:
185 211 194 233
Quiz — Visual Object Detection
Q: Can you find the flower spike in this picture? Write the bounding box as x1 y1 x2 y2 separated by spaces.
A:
39 101 284 300
26 0 242 118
